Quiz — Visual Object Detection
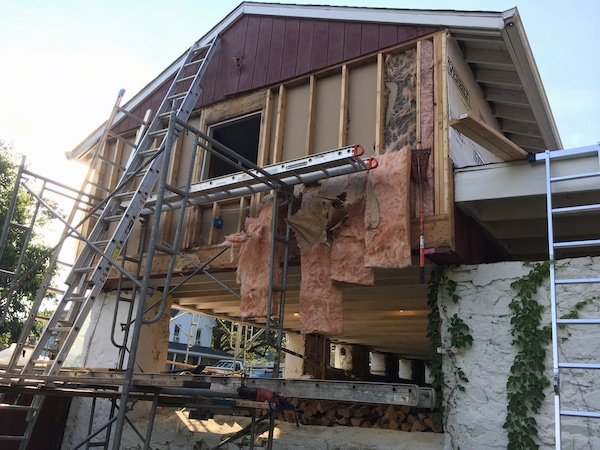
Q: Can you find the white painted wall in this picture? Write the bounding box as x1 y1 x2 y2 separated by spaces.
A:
441 257 600 450
169 310 215 347
60 290 172 449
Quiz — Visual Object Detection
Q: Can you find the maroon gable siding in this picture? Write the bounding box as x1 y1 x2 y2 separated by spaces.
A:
114 16 438 134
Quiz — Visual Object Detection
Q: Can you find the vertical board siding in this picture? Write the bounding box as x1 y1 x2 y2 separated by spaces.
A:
295 20 314 76
310 21 330 69
281 19 301 80
326 21 345 66
113 16 438 135
237 16 261 92
252 17 274 89
266 18 286 84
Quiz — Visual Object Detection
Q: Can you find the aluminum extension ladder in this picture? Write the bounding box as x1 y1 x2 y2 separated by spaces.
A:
532 143 600 449
0 35 220 450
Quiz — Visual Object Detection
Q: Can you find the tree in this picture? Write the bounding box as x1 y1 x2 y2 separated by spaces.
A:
0 140 55 348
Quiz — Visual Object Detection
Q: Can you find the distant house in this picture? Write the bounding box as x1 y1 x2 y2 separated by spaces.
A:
166 309 232 370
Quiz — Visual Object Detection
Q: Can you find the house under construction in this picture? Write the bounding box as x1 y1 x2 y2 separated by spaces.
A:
1 3 599 449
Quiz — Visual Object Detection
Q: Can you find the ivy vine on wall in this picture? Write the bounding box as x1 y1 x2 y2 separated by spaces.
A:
504 261 551 450
427 266 473 429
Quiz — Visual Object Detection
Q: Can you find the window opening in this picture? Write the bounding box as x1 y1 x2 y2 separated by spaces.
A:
202 112 261 180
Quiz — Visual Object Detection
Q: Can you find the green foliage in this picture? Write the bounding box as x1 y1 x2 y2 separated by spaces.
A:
211 319 280 363
427 266 473 428
0 140 55 347
504 261 551 450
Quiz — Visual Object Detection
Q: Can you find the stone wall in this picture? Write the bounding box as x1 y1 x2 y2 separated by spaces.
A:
441 257 600 450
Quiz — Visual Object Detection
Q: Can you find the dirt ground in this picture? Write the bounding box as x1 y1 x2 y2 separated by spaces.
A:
121 408 446 449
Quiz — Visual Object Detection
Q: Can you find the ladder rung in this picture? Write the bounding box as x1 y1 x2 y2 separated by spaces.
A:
65 295 88 302
274 235 289 244
9 222 31 231
72 266 95 274
558 362 600 370
148 128 169 137
556 277 600 284
185 57 205 67
47 286 65 295
553 204 600 215
93 240 111 248
0 403 36 411
30 359 52 365
167 92 187 101
107 131 138 149
138 147 161 158
271 285 285 293
551 171 600 183
560 409 600 418
0 435 26 441
48 327 72 333
35 314 50 321
554 239 600 249
176 74 197 83
0 269 15 278
557 318 600 325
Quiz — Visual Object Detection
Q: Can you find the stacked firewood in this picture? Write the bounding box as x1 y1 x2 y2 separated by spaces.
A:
269 399 442 432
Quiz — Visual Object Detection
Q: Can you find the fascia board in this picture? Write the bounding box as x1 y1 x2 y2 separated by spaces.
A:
500 9 562 150
242 2 506 29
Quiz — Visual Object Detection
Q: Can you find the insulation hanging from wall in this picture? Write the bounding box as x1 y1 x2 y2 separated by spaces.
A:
298 188 344 335
326 172 375 285
223 198 282 319
364 146 412 269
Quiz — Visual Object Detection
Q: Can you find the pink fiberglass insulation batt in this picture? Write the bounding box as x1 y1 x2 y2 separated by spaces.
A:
299 188 344 335
330 173 375 285
364 146 412 269
235 199 282 319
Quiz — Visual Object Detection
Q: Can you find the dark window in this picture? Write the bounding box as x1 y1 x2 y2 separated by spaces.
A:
203 113 261 180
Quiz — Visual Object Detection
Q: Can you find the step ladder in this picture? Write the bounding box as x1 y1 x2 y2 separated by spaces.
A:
531 143 600 449
0 36 220 450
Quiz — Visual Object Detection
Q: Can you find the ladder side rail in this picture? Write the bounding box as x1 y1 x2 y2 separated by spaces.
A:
110 112 181 450
0 155 26 263
78 38 221 289
544 150 563 450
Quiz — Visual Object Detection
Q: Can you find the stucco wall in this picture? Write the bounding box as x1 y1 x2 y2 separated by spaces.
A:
441 257 600 450
61 291 172 449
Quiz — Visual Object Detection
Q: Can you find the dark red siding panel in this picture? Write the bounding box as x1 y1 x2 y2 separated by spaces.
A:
280 19 301 80
212 15 249 100
360 23 380 55
266 17 286 84
343 22 362 60
237 16 262 92
326 21 345 66
397 25 419 44
294 20 314 77
310 20 330 70
418 26 438 37
379 24 398 49
251 17 274 89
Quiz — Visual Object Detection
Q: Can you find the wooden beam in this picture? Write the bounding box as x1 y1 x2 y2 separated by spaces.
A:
273 85 287 163
433 32 445 215
450 113 528 161
338 64 349 147
306 75 317 155
475 69 521 87
485 87 529 107
375 52 385 155
463 48 513 67
416 40 422 149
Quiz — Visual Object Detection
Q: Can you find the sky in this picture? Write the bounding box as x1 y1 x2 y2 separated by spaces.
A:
1 0 599 189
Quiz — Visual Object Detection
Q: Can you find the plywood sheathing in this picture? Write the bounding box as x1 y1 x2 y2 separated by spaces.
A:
299 188 344 335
